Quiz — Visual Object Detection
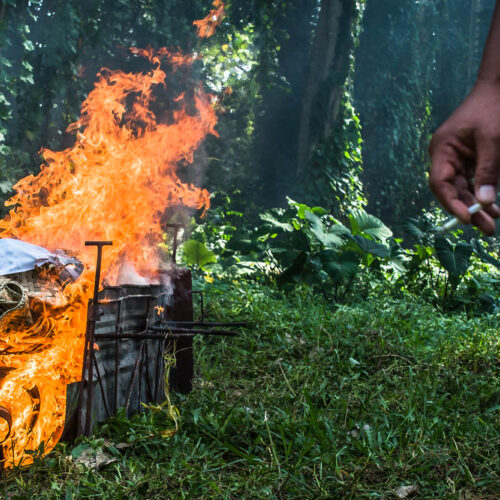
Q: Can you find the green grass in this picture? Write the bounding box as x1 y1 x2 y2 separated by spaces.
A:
1 283 499 499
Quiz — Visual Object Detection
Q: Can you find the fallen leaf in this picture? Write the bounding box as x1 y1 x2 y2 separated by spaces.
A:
395 485 418 498
114 442 132 450
75 448 116 469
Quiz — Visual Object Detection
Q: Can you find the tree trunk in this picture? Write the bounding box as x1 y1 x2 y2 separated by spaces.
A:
253 0 317 207
468 0 482 85
296 0 358 176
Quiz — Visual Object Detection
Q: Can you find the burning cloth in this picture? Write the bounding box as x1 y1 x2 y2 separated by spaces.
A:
0 239 82 281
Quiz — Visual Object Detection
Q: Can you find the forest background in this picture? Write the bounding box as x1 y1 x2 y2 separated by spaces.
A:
0 1 499 498
0 0 495 225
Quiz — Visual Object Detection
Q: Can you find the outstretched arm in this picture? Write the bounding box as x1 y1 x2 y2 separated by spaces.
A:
429 1 500 235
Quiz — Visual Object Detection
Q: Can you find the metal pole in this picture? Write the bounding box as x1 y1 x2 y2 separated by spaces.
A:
83 241 112 435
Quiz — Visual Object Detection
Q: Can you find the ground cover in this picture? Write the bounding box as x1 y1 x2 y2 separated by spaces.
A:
0 284 499 499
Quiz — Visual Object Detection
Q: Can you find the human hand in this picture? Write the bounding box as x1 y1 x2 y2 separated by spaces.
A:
429 80 500 235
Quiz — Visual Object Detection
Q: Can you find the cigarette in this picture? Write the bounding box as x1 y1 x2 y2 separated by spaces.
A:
439 203 482 234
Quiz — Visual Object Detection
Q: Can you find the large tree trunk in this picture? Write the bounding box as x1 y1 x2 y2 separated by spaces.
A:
467 0 482 85
253 0 317 207
296 0 358 176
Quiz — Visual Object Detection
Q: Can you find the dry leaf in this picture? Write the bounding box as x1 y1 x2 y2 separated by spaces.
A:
395 485 418 498
75 448 116 469
114 442 132 450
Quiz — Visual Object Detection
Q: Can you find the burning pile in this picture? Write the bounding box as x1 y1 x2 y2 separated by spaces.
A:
0 28 221 465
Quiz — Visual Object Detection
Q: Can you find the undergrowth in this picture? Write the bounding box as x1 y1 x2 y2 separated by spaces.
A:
0 283 499 499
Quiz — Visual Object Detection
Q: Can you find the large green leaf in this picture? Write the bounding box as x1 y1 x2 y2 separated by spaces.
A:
351 234 390 258
260 210 293 232
271 248 302 269
434 238 473 277
349 210 393 241
401 218 434 244
182 240 217 268
304 211 346 249
323 224 351 248
385 240 408 274
277 251 308 286
319 250 360 284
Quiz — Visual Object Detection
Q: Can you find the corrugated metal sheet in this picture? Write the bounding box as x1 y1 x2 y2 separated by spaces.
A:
64 269 193 439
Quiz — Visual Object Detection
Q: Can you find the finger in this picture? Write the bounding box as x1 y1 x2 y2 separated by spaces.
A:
429 144 471 223
471 210 496 236
474 137 500 205
459 189 499 235
484 203 500 219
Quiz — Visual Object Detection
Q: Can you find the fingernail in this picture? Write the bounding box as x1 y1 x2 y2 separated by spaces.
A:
477 185 496 204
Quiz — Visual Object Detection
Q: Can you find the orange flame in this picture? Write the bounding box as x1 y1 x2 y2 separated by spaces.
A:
154 305 165 316
193 1 226 38
0 46 216 466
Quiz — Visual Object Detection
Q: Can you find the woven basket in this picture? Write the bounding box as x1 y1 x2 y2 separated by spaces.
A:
0 270 64 354
0 280 32 340
1 269 65 305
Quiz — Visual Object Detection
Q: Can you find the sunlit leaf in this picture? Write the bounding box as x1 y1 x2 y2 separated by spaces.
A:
182 240 217 268
260 211 293 232
349 210 392 241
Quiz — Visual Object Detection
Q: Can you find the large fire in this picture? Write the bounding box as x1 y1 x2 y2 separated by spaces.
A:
0 39 218 466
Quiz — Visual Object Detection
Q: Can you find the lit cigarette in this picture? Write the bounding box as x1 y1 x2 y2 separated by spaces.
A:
439 203 482 234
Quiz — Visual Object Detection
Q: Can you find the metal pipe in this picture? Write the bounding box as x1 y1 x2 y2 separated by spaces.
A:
100 292 171 304
161 321 248 328
94 330 239 340
83 241 112 436
92 350 110 419
150 327 241 335
76 300 92 436
114 301 122 413
124 343 144 413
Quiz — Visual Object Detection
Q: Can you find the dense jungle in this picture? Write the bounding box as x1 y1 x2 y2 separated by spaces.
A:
0 0 499 498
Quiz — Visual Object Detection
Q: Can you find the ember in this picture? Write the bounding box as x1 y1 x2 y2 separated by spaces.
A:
0 44 217 467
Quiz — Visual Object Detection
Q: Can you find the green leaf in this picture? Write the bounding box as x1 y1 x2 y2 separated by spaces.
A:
349 210 393 241
182 240 217 268
277 251 308 286
434 238 473 277
271 248 301 268
402 218 434 243
71 443 91 460
305 211 346 248
319 250 360 284
351 235 390 258
286 197 310 219
260 211 293 232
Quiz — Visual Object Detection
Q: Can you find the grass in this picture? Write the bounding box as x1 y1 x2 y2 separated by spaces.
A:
0 282 499 498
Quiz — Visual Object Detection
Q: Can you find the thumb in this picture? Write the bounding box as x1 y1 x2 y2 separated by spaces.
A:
474 138 500 205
